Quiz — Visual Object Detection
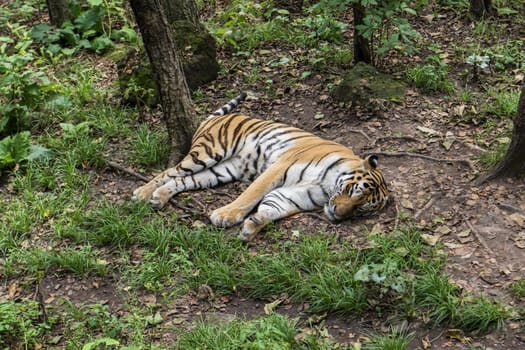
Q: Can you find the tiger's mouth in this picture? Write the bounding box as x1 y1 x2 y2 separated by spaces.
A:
323 203 352 223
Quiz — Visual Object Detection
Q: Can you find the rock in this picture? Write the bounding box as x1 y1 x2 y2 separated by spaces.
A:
332 62 406 115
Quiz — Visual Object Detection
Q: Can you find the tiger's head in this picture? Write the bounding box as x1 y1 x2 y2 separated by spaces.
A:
324 155 390 222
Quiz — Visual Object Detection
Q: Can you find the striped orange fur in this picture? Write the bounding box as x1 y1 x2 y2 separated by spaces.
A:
133 94 390 241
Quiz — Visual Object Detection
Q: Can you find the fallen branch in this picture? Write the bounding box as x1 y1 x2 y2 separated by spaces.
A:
347 128 373 142
105 160 149 182
414 196 436 220
366 151 477 172
465 219 494 255
105 159 193 215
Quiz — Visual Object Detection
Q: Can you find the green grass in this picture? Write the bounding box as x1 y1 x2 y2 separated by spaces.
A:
176 313 339 350
509 278 525 299
1 0 523 347
363 324 414 350
407 56 455 94
131 124 171 167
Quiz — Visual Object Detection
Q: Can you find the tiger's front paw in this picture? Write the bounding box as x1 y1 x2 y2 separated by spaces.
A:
132 183 157 202
209 206 247 228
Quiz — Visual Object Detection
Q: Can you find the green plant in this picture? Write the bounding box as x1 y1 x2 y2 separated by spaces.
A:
177 314 328 349
310 0 419 60
131 124 171 167
415 271 461 324
479 141 509 169
31 0 137 56
509 278 525 300
456 295 509 333
483 88 520 119
0 131 50 174
363 323 414 350
407 55 455 93
0 300 52 349
47 122 105 168
0 33 61 136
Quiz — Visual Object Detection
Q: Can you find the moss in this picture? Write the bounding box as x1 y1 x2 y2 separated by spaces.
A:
333 62 406 105
114 21 220 106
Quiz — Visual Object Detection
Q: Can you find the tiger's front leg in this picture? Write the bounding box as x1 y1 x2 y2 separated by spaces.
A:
132 169 176 203
209 165 285 228
239 186 324 242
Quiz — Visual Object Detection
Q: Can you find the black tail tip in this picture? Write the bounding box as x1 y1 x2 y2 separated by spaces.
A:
239 92 248 101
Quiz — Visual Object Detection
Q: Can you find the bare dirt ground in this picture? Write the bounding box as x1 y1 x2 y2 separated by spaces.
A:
28 4 525 349
44 83 524 349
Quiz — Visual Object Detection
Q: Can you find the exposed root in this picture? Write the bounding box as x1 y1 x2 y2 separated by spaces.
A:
414 196 436 220
465 219 494 255
105 160 150 182
366 151 477 172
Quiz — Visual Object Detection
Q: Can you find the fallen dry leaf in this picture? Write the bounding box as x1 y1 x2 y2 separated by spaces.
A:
421 233 440 246
508 213 525 227
264 298 283 315
435 225 452 236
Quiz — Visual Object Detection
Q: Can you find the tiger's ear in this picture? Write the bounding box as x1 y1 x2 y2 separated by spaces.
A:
365 155 378 169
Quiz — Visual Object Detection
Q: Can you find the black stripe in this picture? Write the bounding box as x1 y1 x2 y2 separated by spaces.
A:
320 158 346 179
307 189 323 207
298 160 313 182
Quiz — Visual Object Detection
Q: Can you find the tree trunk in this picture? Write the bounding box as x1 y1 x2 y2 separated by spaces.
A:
476 83 525 183
129 0 197 165
353 2 372 64
469 0 494 20
161 0 200 27
46 0 72 27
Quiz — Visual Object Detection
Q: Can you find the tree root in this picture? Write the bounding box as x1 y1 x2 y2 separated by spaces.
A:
366 151 477 172
465 219 494 255
105 160 149 182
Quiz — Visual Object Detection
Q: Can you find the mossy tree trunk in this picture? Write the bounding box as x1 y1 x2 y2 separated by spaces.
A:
353 2 372 64
130 0 197 165
476 83 525 183
46 0 72 27
161 0 200 26
469 0 494 19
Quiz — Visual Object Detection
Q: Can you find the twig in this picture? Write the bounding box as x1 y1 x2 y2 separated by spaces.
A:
105 160 150 182
414 197 436 220
497 203 523 214
347 128 373 142
465 219 494 255
393 203 400 231
105 159 193 215
372 135 420 147
366 151 477 172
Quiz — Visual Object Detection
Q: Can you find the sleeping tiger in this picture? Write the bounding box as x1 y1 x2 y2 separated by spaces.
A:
133 93 390 242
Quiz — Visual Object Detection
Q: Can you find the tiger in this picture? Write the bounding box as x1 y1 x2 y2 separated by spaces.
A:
132 93 390 242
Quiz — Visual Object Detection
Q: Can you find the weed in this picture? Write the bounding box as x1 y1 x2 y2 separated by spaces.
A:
415 271 461 324
509 278 525 300
483 87 520 119
61 301 125 347
0 299 53 349
456 294 509 333
131 124 171 167
363 323 414 350
176 313 331 349
478 140 509 169
407 55 455 94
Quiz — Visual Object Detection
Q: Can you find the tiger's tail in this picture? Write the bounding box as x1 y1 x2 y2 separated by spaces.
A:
207 92 247 118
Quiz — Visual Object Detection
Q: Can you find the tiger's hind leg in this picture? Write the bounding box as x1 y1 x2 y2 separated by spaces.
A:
147 161 243 207
239 186 325 242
